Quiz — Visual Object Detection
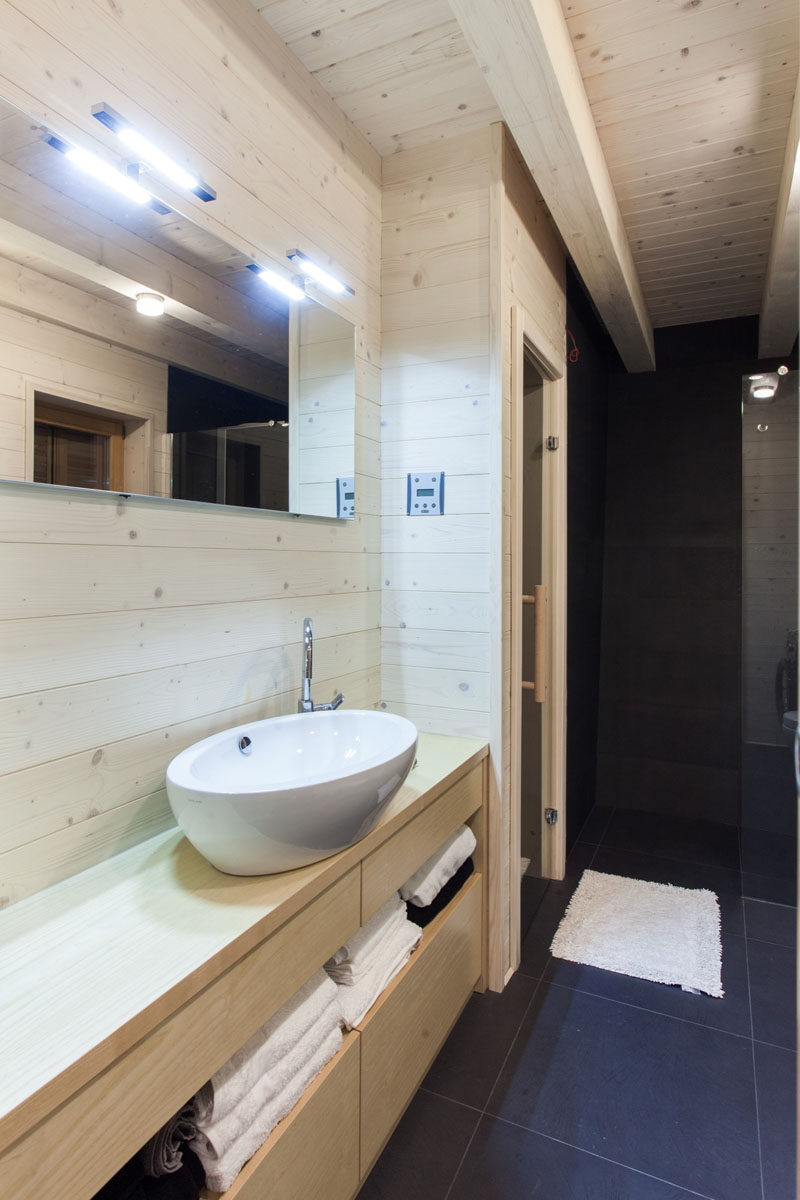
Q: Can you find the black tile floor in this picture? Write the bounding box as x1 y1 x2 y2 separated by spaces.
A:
358 806 797 1200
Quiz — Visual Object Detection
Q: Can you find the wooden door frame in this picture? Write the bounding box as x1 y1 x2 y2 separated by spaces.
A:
34 398 125 491
508 304 567 971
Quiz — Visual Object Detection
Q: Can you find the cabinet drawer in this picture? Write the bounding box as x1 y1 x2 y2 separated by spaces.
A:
1 867 361 1200
361 765 483 921
358 876 482 1176
204 1031 360 1200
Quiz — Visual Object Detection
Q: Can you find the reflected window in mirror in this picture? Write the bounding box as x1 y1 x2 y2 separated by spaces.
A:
33 395 123 491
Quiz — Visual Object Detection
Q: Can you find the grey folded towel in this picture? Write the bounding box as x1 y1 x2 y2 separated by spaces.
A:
140 1107 197 1177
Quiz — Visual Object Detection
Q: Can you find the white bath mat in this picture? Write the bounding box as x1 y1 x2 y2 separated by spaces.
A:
550 870 723 997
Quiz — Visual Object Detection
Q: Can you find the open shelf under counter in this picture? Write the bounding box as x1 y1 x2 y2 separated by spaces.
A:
201 1032 362 1200
201 874 483 1200
0 731 487 1200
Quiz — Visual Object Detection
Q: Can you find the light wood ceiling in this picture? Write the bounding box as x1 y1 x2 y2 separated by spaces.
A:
566 0 798 329
253 0 799 352
251 0 502 153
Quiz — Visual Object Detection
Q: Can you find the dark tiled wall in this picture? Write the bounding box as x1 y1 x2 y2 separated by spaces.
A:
597 317 796 826
565 267 617 848
598 382 742 825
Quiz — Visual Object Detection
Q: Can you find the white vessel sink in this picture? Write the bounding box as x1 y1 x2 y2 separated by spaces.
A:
166 709 418 875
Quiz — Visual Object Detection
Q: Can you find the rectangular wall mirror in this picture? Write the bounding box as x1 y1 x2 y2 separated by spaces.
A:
0 96 356 518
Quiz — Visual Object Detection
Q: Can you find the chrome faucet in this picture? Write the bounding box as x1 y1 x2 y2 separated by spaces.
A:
301 617 313 711
298 617 344 713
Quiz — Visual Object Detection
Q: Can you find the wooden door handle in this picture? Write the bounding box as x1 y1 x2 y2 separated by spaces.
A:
521 585 547 702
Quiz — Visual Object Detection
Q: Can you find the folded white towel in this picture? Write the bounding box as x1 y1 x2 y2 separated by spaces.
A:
400 825 477 908
337 918 422 1030
197 999 340 1150
194 1023 342 1193
205 969 338 1122
325 892 407 984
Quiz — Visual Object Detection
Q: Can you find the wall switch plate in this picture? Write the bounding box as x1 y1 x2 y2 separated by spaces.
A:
406 471 444 515
336 477 355 518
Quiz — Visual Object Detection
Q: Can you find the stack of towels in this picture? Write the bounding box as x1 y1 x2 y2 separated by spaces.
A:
189 970 341 1193
401 825 476 927
324 892 422 1029
93 827 477 1200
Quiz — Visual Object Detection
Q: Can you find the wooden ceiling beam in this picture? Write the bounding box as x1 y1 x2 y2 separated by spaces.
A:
758 75 799 358
449 0 655 371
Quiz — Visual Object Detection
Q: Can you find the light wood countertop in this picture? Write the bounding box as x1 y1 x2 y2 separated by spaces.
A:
0 732 487 1154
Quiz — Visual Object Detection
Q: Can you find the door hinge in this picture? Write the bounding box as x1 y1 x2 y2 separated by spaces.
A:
545 436 559 451
544 807 558 825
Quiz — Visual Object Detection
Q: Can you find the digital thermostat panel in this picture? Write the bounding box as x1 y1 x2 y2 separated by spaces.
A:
336 477 355 519
406 471 444 515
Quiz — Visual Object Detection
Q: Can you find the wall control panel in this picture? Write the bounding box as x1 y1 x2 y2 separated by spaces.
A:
336 477 355 519
406 471 444 515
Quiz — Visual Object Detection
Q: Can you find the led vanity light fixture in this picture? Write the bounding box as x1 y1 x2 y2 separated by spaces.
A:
92 103 216 202
45 134 152 205
247 263 307 303
287 249 354 297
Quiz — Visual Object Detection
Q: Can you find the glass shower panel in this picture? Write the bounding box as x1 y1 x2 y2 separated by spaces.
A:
741 368 798 903
521 357 544 879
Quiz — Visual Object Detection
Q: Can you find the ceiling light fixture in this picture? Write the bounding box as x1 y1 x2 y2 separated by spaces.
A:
60 142 152 205
746 372 779 403
91 104 216 202
253 267 307 303
135 291 166 316
286 249 354 297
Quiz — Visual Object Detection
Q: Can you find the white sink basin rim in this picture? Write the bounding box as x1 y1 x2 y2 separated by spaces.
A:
166 709 418 876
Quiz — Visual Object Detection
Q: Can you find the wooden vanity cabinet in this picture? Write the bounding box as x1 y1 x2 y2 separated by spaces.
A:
204 760 486 1199
0 742 487 1200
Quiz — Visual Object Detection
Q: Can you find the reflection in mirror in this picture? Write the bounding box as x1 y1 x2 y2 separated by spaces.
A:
168 366 289 509
0 96 355 518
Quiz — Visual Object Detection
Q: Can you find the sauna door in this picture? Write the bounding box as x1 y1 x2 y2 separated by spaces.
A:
510 305 567 953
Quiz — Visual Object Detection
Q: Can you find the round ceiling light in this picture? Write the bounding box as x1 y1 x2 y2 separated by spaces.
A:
136 291 165 316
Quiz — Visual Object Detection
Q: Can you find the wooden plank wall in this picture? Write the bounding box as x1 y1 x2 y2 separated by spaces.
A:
380 124 567 985
380 127 493 739
496 127 566 974
0 0 381 908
